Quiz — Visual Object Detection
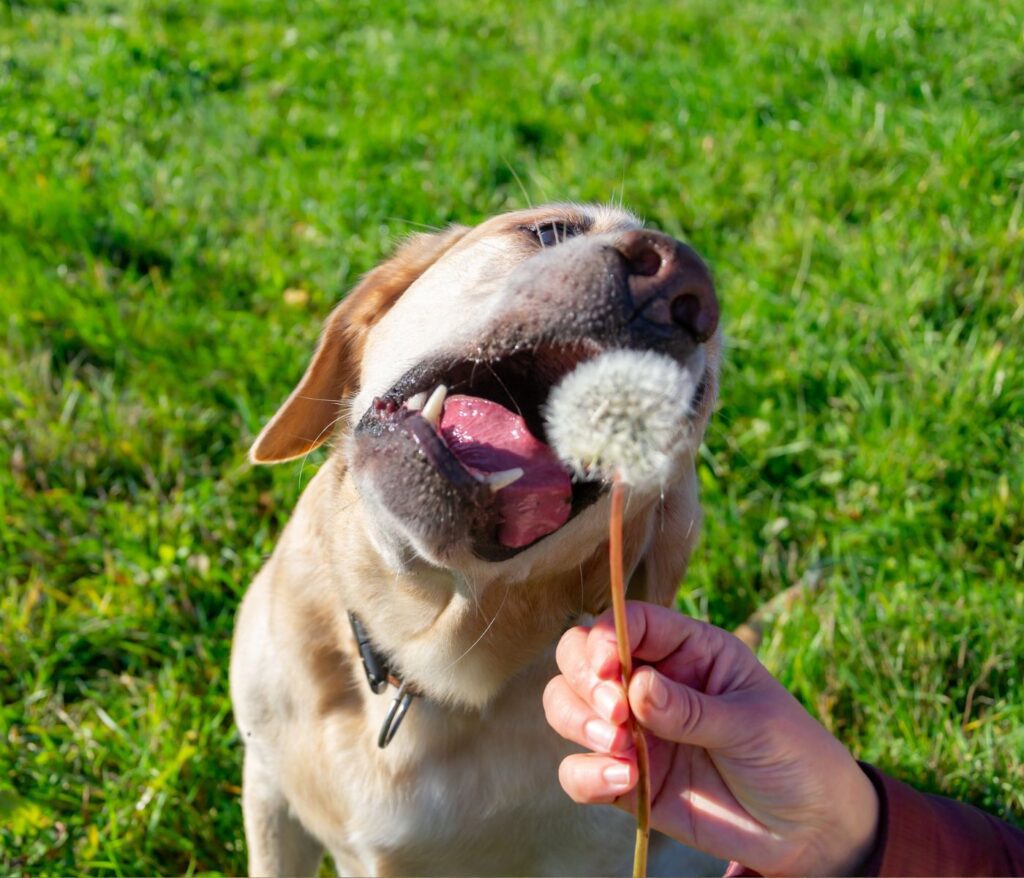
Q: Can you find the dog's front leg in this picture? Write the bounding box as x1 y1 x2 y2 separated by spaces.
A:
242 753 323 878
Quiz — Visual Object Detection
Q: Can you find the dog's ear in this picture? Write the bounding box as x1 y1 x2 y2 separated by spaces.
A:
250 225 469 464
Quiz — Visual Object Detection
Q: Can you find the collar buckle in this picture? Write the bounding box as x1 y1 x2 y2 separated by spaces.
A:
348 612 390 694
348 612 417 748
378 681 415 748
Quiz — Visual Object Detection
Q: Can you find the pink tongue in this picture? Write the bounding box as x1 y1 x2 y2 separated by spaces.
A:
439 395 572 548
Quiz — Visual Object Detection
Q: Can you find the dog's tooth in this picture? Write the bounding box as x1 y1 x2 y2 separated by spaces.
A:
421 384 448 426
406 391 427 411
485 467 525 492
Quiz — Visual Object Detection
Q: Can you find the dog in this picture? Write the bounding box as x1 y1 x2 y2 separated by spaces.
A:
231 203 723 876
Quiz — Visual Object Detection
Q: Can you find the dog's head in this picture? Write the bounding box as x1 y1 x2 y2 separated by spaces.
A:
252 204 719 591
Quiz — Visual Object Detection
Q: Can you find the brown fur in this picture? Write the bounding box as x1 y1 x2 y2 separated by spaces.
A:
250 225 468 463
231 204 724 877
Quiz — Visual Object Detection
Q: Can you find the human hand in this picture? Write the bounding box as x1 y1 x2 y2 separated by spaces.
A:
543 602 879 877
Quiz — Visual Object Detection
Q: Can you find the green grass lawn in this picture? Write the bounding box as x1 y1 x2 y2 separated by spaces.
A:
2 0 1022 873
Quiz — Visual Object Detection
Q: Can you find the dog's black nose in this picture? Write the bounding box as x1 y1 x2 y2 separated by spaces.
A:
617 230 719 342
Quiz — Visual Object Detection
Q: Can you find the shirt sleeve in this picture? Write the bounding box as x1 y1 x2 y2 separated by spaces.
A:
858 762 1024 877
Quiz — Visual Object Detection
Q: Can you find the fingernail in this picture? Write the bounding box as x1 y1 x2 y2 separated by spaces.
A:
584 719 618 752
602 763 631 790
643 669 669 711
593 683 622 721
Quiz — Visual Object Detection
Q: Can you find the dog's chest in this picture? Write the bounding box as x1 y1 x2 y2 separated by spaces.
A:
356 749 615 875
293 678 637 876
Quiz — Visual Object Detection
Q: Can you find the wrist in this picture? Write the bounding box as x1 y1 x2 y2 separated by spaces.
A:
765 757 880 877
822 762 880 876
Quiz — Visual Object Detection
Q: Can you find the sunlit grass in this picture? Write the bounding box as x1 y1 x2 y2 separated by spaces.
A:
1 0 1022 873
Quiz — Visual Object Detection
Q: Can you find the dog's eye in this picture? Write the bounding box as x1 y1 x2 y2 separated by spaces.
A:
523 221 579 248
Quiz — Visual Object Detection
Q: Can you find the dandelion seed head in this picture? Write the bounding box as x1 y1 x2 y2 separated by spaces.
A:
544 349 697 491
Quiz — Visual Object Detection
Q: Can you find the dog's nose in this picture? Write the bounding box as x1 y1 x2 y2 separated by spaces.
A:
617 230 719 342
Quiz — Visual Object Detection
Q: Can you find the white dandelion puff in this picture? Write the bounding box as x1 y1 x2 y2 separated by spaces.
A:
544 349 697 491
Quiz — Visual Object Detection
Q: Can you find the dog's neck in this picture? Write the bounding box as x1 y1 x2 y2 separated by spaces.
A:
281 457 620 709
276 454 691 712
334 520 610 709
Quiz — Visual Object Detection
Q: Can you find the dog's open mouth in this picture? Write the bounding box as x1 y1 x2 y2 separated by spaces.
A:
356 339 708 561
359 341 608 557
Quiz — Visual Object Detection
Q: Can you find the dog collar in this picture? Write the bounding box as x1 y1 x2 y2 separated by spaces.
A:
348 612 417 748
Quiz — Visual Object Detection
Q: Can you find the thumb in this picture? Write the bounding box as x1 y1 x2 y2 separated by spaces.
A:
629 666 743 751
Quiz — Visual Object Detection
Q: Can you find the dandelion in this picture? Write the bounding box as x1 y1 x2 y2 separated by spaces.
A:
545 349 698 878
545 349 697 491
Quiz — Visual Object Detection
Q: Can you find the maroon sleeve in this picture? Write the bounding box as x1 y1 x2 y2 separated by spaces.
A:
859 762 1024 877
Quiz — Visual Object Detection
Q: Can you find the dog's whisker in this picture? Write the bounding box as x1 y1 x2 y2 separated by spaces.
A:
615 158 630 211
504 158 534 210
297 407 348 487
436 579 513 676
385 217 508 257
387 217 446 233
462 569 484 617
468 359 483 394
483 361 525 419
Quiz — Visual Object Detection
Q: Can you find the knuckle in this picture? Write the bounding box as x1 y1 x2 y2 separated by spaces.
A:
589 613 617 647
542 677 565 720
558 759 589 804
555 626 587 674
586 623 621 673
626 601 645 646
542 678 581 739
675 686 704 738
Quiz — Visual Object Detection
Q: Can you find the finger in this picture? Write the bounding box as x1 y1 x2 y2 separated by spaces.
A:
584 609 626 680
558 752 637 805
542 675 632 754
556 625 630 723
628 666 746 750
588 602 755 691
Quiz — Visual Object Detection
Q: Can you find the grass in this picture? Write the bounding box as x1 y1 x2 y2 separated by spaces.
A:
1 0 1022 873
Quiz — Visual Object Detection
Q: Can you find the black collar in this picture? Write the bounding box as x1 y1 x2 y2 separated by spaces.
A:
348 612 416 748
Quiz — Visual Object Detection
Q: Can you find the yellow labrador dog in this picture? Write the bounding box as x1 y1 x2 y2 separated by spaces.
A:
231 204 723 877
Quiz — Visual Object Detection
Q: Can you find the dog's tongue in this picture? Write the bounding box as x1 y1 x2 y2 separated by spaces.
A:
439 395 571 548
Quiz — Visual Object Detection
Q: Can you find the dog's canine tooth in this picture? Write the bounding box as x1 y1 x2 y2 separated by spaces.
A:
421 384 448 426
485 468 525 492
406 391 427 411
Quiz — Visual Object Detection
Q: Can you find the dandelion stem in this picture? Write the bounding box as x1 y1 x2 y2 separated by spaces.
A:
609 477 650 878
609 479 631 677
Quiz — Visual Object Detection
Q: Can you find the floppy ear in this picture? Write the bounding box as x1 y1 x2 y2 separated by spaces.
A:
250 225 469 464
